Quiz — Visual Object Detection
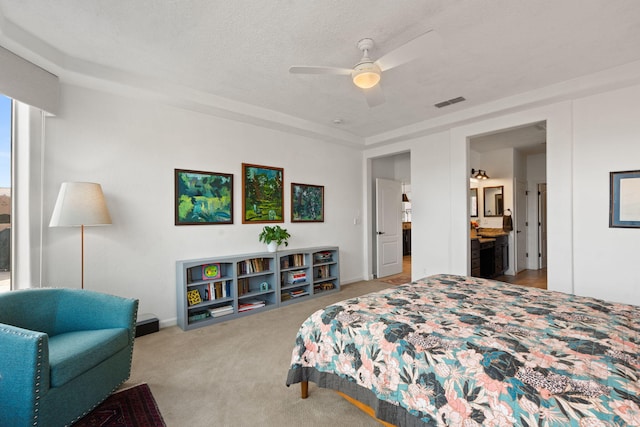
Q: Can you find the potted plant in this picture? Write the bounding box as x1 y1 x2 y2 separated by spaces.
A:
258 225 291 252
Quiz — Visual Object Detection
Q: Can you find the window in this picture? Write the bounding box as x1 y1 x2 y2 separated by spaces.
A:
0 95 11 292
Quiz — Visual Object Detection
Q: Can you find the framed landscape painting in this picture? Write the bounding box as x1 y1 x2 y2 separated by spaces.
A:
610 169 640 228
242 163 284 223
291 183 324 222
175 169 233 225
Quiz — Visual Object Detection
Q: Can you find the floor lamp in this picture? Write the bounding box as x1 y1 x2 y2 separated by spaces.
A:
49 182 112 289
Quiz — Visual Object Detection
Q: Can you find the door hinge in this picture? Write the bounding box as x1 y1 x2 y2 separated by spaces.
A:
526 252 528 258
538 253 542 258
526 190 529 195
525 221 528 226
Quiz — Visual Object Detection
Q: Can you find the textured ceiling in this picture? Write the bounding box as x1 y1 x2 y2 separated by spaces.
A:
1 0 640 147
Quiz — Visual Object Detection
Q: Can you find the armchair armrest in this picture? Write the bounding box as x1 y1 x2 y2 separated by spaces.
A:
55 290 139 337
0 324 49 427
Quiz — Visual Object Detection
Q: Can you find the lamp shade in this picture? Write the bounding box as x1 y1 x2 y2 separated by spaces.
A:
50 182 112 227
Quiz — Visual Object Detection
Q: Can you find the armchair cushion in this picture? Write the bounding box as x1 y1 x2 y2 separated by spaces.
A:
48 328 129 387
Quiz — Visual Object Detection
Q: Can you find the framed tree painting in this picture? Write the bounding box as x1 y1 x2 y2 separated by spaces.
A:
242 163 284 223
291 183 324 222
609 169 640 228
175 169 233 225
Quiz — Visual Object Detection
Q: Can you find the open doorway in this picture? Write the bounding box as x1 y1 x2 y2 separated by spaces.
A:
370 152 412 284
469 121 547 289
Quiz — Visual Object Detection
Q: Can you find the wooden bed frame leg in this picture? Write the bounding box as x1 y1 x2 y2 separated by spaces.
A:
301 381 308 399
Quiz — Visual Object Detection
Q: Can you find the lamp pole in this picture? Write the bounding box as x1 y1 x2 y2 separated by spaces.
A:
50 182 112 290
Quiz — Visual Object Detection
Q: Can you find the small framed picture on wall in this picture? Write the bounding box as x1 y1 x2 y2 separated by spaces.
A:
291 183 324 222
610 169 640 228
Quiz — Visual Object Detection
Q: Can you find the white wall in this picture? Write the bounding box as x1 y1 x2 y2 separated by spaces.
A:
364 82 640 306
40 78 640 325
571 84 640 304
42 84 365 325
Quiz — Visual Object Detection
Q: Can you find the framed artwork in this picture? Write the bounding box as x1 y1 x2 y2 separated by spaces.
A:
242 163 284 223
202 263 221 279
291 183 324 222
175 169 233 225
610 170 640 228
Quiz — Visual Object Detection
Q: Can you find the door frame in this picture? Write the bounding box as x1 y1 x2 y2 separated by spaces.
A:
538 183 548 269
515 180 528 273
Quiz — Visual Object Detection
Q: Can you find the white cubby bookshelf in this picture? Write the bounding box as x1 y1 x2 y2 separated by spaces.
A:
176 246 339 330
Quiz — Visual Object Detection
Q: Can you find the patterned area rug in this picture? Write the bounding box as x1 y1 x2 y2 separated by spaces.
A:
73 383 166 427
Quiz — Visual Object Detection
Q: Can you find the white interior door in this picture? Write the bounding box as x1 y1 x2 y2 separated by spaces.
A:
516 180 528 273
375 178 402 278
538 183 548 269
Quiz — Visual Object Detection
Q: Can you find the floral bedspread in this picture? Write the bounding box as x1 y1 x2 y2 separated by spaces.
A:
286 274 640 426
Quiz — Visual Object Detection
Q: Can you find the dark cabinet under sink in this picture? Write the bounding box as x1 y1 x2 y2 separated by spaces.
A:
471 235 508 278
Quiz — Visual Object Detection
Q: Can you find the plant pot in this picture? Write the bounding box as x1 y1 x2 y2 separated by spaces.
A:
266 241 278 252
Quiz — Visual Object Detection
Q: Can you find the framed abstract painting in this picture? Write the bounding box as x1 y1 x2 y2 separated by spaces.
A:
610 169 640 228
291 183 324 222
175 169 233 225
242 163 284 223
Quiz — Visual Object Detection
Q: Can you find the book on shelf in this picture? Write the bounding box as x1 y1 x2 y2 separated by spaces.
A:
282 289 309 300
206 281 231 301
237 278 250 296
280 257 290 269
238 298 266 312
208 305 234 318
281 253 305 269
314 282 335 292
286 270 307 284
290 289 309 297
314 251 333 263
315 265 330 279
188 310 210 322
237 258 270 275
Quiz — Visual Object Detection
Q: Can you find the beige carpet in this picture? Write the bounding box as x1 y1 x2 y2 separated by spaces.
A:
122 280 393 426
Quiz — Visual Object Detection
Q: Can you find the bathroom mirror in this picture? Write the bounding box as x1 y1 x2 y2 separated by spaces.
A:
483 186 504 217
470 188 478 217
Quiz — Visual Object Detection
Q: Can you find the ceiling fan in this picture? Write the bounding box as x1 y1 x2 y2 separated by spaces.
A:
289 30 441 107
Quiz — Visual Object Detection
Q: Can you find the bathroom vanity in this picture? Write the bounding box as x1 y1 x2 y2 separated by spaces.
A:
470 229 508 278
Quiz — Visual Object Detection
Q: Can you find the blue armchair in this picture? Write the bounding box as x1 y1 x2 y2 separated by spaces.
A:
0 288 138 427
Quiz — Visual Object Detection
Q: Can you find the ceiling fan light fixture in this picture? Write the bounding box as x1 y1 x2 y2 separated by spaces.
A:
352 62 381 89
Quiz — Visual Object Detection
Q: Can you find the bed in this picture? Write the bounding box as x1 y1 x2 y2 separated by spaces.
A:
286 274 640 426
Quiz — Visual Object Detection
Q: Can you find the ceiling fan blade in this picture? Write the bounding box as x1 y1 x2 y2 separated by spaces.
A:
375 30 441 72
289 66 352 75
363 84 385 108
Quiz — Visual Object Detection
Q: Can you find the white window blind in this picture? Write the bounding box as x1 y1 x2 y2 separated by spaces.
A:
0 46 59 115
